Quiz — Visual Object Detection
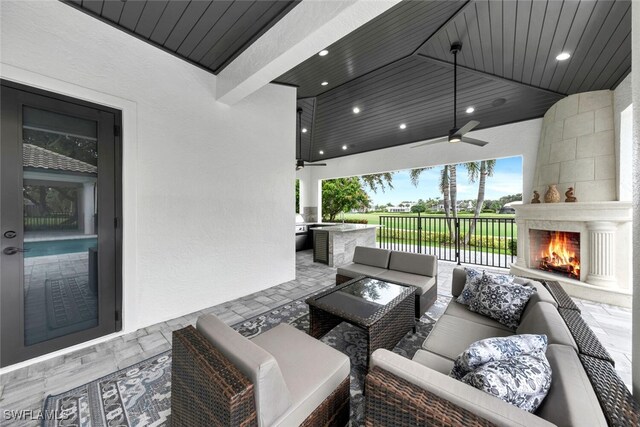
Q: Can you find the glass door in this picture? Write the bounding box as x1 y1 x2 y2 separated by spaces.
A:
1 81 122 367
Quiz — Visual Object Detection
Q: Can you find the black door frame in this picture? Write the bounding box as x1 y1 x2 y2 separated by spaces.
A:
0 80 122 367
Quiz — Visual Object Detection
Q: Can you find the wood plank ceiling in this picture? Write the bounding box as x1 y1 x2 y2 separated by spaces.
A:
62 1 631 163
62 0 299 74
277 0 631 162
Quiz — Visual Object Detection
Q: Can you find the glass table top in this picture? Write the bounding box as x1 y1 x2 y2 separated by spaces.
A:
312 277 410 321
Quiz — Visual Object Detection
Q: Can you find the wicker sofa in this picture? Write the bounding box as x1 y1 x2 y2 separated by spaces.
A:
364 267 640 426
171 314 350 427
336 246 437 317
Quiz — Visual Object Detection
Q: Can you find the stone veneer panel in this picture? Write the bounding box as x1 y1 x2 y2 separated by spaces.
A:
533 90 616 202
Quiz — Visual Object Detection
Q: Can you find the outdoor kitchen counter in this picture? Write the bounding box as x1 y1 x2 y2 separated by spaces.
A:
311 224 381 232
312 225 381 267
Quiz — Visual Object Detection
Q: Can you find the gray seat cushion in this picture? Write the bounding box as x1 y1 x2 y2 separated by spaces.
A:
252 323 350 427
197 314 292 427
517 302 577 350
352 246 391 268
422 314 512 360
444 300 514 331
388 251 437 277
337 262 387 278
376 270 436 295
535 344 607 426
412 349 454 375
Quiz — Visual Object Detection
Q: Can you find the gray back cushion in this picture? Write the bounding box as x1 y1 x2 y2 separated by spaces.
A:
388 251 437 277
535 344 607 426
196 314 292 427
353 246 391 268
452 267 467 297
517 302 577 350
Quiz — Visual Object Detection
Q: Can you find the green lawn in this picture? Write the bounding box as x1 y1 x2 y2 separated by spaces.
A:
341 212 517 238
339 212 518 255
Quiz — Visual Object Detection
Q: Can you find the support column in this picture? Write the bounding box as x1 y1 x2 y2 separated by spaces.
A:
586 221 617 287
631 0 640 398
515 219 527 268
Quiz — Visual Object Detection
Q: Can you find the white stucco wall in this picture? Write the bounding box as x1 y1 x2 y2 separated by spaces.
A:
300 118 542 217
614 74 633 201
631 0 640 399
0 0 296 363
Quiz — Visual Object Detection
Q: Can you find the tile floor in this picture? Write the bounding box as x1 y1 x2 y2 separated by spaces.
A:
0 250 632 426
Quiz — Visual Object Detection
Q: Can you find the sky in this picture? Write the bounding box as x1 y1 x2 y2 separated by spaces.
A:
366 156 523 206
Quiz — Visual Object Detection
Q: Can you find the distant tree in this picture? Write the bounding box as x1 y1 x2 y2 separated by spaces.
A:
386 202 393 207
499 193 523 206
410 204 426 213
322 178 371 221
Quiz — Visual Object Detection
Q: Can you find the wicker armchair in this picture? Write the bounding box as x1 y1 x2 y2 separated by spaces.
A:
172 315 350 427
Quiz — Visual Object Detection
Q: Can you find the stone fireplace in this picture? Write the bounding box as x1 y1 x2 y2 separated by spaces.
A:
510 89 633 307
511 202 632 307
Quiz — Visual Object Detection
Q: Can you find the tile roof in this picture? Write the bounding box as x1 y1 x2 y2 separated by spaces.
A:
23 144 97 174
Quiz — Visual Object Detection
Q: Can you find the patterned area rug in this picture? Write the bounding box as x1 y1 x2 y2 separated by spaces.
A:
43 293 449 427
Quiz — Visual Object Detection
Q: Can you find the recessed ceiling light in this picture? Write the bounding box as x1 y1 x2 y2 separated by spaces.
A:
556 52 571 61
399 123 407 130
302 128 307 133
319 150 324 155
321 81 328 86
352 107 360 114
319 50 329 56
342 145 348 150
466 107 475 114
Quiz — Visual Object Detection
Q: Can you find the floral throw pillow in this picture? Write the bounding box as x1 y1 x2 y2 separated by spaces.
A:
456 268 483 305
461 351 552 413
450 335 548 380
457 270 514 306
469 281 537 329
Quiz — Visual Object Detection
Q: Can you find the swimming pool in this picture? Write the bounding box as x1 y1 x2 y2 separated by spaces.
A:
24 238 98 258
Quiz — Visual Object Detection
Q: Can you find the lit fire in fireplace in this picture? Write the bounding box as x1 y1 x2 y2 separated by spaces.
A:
538 232 580 280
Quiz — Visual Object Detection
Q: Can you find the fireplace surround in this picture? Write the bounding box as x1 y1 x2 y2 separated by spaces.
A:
510 201 632 307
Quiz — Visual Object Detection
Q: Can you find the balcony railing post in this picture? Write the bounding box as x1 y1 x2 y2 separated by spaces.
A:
455 217 461 265
417 212 422 254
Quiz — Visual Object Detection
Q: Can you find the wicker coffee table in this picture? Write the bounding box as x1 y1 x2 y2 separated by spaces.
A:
305 276 415 365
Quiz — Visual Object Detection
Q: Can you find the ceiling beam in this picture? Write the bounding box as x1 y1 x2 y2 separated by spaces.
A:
416 54 568 97
215 0 402 106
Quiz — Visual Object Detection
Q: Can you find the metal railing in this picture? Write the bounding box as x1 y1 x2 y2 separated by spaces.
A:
378 214 517 268
24 211 78 231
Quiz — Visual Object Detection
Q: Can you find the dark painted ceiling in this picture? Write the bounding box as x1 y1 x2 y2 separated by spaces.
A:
62 0 298 74
277 0 631 162
62 0 632 163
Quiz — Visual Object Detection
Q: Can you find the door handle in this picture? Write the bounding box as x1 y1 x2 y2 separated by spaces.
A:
3 247 29 255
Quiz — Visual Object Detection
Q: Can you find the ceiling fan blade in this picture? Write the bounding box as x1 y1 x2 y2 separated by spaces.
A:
304 163 327 166
412 136 448 148
461 136 489 147
456 120 480 135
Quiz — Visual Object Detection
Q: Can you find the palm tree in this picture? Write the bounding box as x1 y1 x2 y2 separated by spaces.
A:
463 159 496 244
410 165 455 238
449 164 458 219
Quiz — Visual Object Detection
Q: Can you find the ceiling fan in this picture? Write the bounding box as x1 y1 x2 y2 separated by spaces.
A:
296 107 326 170
413 42 489 148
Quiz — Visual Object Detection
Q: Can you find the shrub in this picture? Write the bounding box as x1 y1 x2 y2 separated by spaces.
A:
508 238 517 255
342 218 368 224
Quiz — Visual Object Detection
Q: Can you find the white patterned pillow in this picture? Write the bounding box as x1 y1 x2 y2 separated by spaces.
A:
461 351 552 413
457 270 513 305
450 335 548 380
469 281 537 329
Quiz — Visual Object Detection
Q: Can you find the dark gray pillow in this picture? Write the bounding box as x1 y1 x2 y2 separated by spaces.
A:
461 350 552 413
469 280 537 329
457 269 513 306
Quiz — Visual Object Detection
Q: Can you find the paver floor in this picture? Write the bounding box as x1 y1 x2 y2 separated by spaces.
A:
0 250 632 426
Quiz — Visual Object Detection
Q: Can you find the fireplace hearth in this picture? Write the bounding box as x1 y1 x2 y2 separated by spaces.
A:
529 230 580 280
